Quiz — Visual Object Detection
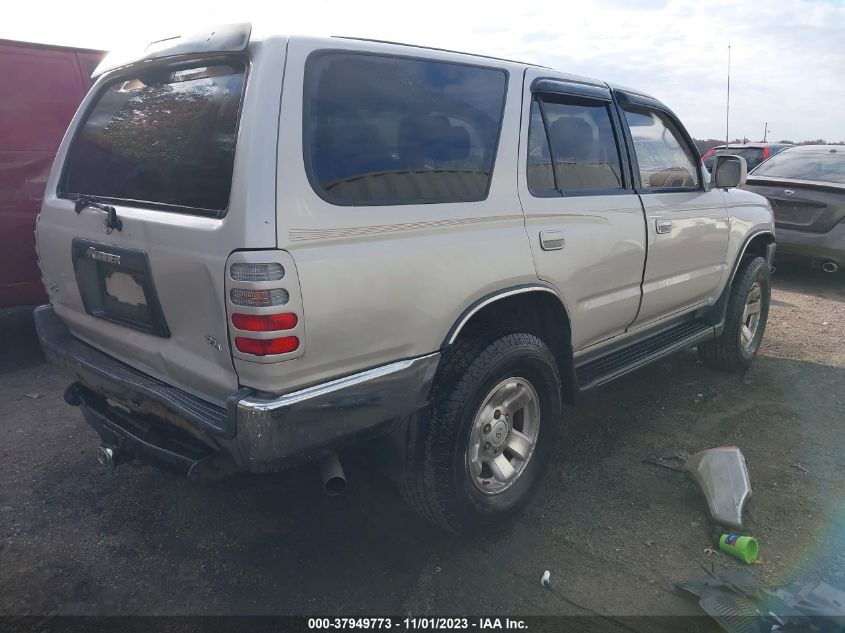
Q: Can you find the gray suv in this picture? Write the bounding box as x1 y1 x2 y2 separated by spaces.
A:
34 24 776 532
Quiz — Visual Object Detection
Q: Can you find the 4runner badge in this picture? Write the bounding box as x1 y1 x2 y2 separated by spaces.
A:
205 335 222 351
85 247 120 265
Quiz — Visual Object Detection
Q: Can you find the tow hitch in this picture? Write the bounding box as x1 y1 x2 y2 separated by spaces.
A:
64 383 237 482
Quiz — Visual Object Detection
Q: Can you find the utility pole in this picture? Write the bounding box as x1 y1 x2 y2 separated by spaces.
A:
725 45 731 151
763 122 768 143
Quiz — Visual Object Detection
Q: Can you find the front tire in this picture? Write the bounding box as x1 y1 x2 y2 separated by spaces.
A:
698 255 771 372
400 331 562 533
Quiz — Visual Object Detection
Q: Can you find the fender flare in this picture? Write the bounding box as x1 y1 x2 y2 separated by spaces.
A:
703 229 775 329
441 284 569 348
727 229 776 286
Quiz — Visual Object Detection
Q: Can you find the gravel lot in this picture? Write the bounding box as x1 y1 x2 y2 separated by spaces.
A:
1 265 843 619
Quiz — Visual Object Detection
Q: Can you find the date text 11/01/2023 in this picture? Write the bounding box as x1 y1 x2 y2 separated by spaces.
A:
307 618 528 630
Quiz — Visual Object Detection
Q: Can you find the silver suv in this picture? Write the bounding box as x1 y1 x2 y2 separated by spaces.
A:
35 24 775 532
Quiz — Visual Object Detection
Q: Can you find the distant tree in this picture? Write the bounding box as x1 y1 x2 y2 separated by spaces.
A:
693 138 724 154
777 139 794 144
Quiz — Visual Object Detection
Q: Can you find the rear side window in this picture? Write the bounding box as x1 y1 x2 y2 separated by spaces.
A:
526 101 555 193
623 106 700 190
304 52 508 205
528 95 624 195
61 62 246 215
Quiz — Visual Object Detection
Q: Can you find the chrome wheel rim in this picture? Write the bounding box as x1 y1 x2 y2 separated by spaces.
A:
740 282 763 350
466 377 541 495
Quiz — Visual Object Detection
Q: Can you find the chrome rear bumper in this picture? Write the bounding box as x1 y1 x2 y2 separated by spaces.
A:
35 304 440 472
234 354 440 472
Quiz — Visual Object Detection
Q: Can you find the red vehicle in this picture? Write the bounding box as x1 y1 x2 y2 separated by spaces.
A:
0 39 104 307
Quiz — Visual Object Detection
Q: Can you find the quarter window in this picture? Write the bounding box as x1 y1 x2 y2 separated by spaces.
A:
527 100 555 193
622 106 700 190
304 53 508 205
527 95 624 195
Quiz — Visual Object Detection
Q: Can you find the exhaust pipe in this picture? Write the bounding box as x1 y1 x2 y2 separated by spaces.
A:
319 452 346 495
96 445 116 468
821 261 838 273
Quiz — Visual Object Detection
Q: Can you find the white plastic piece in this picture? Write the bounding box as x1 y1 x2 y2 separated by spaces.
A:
686 446 752 529
541 570 551 588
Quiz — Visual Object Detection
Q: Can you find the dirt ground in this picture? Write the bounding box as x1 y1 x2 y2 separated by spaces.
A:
1 265 843 620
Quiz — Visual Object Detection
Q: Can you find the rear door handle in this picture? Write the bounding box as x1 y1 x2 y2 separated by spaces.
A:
539 230 565 251
655 218 673 234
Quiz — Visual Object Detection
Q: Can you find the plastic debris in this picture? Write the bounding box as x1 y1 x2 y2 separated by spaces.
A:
719 534 759 564
541 570 551 588
686 447 752 529
24 393 41 399
678 567 845 632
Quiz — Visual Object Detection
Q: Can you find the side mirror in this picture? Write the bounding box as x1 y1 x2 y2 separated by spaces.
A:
712 154 748 189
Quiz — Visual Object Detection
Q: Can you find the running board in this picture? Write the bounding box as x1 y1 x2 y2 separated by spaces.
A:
575 319 716 391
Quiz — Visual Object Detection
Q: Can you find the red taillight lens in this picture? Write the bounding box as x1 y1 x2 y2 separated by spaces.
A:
231 312 298 331
235 336 299 356
762 147 771 161
701 148 714 162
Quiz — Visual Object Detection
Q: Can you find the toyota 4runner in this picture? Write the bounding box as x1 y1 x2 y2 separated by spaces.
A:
35 24 776 532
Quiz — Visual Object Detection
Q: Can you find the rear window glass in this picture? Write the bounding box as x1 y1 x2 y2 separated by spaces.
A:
304 52 508 205
752 150 845 184
704 147 764 170
61 62 245 214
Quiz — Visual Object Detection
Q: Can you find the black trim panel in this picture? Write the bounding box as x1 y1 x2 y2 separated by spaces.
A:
576 318 715 390
71 239 170 338
531 77 611 101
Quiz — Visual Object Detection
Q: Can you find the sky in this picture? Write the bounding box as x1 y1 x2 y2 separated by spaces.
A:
3 0 843 142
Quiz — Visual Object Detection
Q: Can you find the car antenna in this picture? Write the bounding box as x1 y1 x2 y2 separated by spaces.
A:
725 44 731 153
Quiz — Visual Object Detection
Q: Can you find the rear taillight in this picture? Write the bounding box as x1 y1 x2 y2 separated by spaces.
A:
229 262 285 282
762 147 771 161
231 312 298 331
235 336 300 356
701 147 715 163
226 252 304 360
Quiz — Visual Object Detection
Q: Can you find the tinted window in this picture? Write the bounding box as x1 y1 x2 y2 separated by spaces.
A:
527 100 555 193
752 150 845 184
62 63 245 214
537 96 623 193
623 106 700 189
304 53 507 205
704 147 764 171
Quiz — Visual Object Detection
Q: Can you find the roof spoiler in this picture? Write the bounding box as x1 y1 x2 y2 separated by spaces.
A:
92 22 252 79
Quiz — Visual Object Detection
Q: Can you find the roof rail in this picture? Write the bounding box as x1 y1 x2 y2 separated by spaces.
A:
330 35 549 68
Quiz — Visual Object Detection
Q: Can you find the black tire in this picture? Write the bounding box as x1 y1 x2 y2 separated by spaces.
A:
400 330 562 533
698 255 771 372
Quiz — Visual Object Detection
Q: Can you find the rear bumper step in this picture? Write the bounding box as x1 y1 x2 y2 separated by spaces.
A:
35 305 440 473
35 305 236 437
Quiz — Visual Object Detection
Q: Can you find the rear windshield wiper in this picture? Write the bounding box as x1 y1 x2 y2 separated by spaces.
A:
72 195 123 233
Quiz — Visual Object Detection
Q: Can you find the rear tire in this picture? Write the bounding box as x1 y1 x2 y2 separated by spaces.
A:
400 331 562 533
698 255 771 372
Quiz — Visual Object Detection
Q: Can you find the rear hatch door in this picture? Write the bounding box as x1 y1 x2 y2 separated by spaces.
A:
37 48 281 406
